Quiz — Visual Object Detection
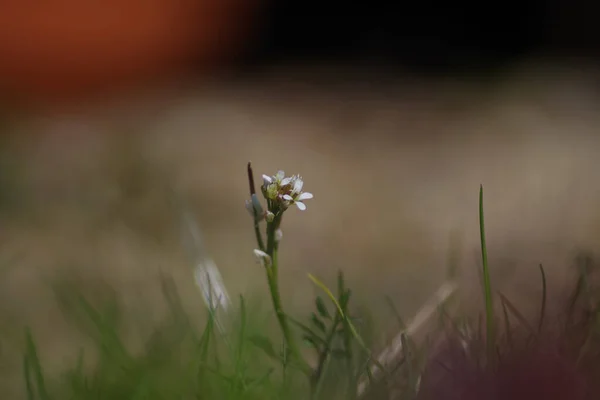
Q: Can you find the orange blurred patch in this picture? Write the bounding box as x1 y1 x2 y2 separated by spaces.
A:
0 0 258 108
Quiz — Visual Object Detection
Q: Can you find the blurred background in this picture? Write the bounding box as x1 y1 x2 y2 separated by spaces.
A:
0 0 599 105
1 0 600 395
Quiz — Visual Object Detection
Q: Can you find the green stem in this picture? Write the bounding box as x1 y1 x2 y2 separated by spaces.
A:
310 314 341 398
265 216 310 375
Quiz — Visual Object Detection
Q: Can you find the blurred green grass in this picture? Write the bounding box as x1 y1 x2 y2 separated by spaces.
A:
2 66 600 397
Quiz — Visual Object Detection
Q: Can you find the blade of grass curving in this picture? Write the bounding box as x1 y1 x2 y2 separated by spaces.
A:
24 328 50 400
538 264 547 334
308 275 363 348
498 292 536 337
307 274 388 378
479 185 496 360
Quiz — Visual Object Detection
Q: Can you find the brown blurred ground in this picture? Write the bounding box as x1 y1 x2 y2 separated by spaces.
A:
1 62 600 396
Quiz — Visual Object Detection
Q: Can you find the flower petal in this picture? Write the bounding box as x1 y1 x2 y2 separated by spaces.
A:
295 201 307 211
297 192 313 201
275 170 285 181
282 194 293 201
262 174 273 186
292 178 304 193
281 177 293 186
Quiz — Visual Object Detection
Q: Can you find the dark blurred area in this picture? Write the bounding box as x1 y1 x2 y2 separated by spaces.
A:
243 0 600 73
1 0 599 108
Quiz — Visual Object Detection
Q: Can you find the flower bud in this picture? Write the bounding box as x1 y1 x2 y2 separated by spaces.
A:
253 249 272 268
266 211 275 222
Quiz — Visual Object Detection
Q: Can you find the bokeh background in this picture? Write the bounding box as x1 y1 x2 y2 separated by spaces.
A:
1 0 600 396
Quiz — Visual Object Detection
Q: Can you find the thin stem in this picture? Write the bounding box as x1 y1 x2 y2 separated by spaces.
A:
265 215 310 375
311 314 341 398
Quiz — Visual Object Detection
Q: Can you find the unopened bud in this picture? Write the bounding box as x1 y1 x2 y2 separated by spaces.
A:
253 249 272 268
275 229 283 242
266 211 275 223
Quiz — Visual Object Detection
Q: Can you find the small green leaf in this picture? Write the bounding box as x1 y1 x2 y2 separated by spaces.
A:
339 289 352 311
248 335 279 361
287 314 326 346
302 335 321 350
311 313 327 333
315 296 332 320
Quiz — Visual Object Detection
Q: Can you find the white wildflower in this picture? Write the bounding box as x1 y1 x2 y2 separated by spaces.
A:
259 170 313 211
282 176 313 210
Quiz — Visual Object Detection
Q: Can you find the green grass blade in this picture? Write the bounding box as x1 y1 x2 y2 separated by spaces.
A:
24 328 50 400
538 264 547 334
498 292 536 337
307 274 388 379
479 185 496 360
234 295 248 382
315 296 332 320
286 314 327 348
248 335 280 362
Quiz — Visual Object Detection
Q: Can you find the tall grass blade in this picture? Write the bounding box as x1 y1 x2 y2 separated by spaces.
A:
479 185 496 360
307 274 388 381
538 263 547 334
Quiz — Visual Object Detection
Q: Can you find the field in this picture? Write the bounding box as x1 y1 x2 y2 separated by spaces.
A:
1 62 600 398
